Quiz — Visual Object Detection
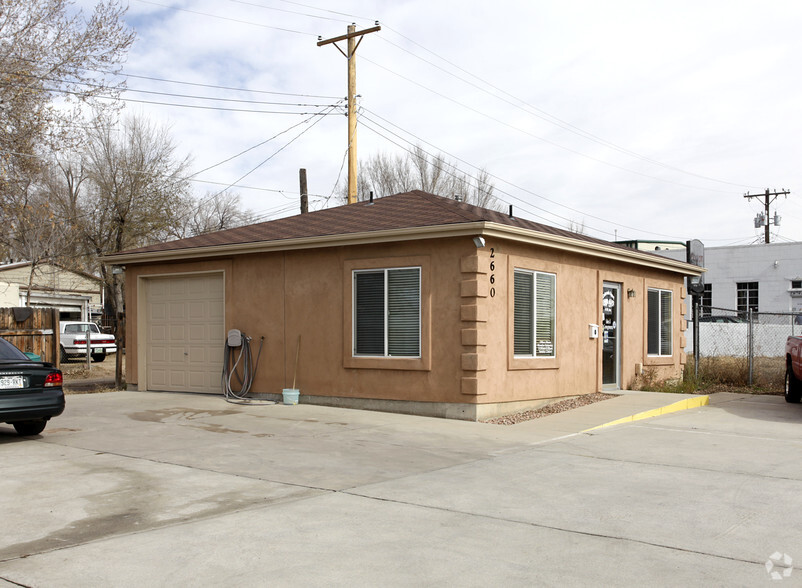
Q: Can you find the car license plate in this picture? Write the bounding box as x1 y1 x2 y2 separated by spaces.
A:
0 375 24 389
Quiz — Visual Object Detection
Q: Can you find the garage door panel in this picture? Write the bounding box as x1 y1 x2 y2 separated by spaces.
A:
210 324 225 341
149 369 167 388
168 302 186 320
186 279 205 296
169 325 186 341
187 301 205 320
150 324 167 342
188 370 209 388
188 324 207 342
169 280 187 296
150 302 167 321
150 281 169 297
167 347 185 363
146 273 224 394
169 370 187 387
150 346 167 362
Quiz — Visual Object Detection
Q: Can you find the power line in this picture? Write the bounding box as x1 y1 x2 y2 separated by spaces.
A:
360 56 737 196
115 72 339 100
7 55 340 99
359 108 679 239
274 0 373 21
134 0 319 35
227 0 352 23
1 71 343 109
85 82 339 108
0 103 342 237
357 116 614 236
191 107 342 178
180 101 342 225
356 119 770 244
2 73 342 115
378 24 759 190
52 85 340 115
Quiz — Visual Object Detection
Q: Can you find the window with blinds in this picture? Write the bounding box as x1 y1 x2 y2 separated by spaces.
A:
647 288 672 356
354 267 421 357
514 269 556 358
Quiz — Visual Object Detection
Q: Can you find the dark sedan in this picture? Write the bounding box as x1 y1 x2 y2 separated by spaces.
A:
0 338 65 436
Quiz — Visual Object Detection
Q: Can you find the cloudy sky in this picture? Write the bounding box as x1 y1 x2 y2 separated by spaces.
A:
79 0 802 246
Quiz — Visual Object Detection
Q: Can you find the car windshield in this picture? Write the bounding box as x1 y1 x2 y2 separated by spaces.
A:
65 323 100 334
0 337 31 362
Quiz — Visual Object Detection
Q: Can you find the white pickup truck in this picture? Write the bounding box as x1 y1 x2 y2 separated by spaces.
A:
60 321 117 363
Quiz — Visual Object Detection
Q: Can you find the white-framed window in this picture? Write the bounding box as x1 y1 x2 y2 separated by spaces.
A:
647 288 672 356
513 269 556 358
353 267 421 357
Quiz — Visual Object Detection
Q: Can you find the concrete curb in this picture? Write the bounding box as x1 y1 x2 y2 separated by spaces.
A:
582 395 710 432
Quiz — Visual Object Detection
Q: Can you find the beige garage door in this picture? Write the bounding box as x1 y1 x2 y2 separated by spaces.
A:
146 273 224 393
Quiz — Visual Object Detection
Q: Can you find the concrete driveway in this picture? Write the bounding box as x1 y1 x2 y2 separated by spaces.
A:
1 391 801 586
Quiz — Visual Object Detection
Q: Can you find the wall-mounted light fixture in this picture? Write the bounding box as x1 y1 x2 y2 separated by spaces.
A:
112 265 126 275
473 236 486 248
627 288 636 299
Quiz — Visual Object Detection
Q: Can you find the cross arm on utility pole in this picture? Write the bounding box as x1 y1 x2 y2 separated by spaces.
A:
317 25 381 50
743 188 791 243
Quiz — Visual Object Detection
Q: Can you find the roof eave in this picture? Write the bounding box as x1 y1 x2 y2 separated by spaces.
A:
481 223 703 276
103 221 704 276
102 223 490 264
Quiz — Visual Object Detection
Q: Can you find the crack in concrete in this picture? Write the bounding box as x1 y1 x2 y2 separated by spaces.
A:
340 489 767 568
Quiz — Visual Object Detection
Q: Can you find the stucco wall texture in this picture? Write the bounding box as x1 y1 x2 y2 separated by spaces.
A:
124 235 687 419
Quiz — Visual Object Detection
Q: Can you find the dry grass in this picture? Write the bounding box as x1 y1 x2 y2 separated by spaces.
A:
632 356 785 396
61 353 123 395
64 386 117 395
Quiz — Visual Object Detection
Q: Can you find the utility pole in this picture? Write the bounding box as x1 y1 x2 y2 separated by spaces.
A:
318 22 381 204
744 188 790 243
299 168 308 214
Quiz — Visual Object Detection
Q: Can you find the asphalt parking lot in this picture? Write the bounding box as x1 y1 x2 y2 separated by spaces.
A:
1 391 801 586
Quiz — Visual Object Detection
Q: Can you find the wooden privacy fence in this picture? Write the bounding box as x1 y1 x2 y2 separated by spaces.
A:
0 307 59 365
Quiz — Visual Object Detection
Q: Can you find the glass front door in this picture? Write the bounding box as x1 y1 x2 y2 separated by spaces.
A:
602 282 621 389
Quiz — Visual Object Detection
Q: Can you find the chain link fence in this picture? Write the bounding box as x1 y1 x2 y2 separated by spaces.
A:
686 306 799 389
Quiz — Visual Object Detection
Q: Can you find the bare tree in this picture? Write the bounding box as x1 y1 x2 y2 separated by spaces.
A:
568 219 587 235
0 0 134 288
339 145 498 209
62 114 193 323
2 185 64 303
169 191 255 240
0 0 134 199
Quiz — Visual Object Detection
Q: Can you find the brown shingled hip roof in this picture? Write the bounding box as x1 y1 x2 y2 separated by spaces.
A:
117 190 611 256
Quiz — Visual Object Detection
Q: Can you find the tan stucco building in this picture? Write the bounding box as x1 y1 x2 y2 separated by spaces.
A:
107 191 702 420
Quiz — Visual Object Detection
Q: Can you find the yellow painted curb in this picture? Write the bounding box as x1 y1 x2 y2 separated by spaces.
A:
583 395 710 432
